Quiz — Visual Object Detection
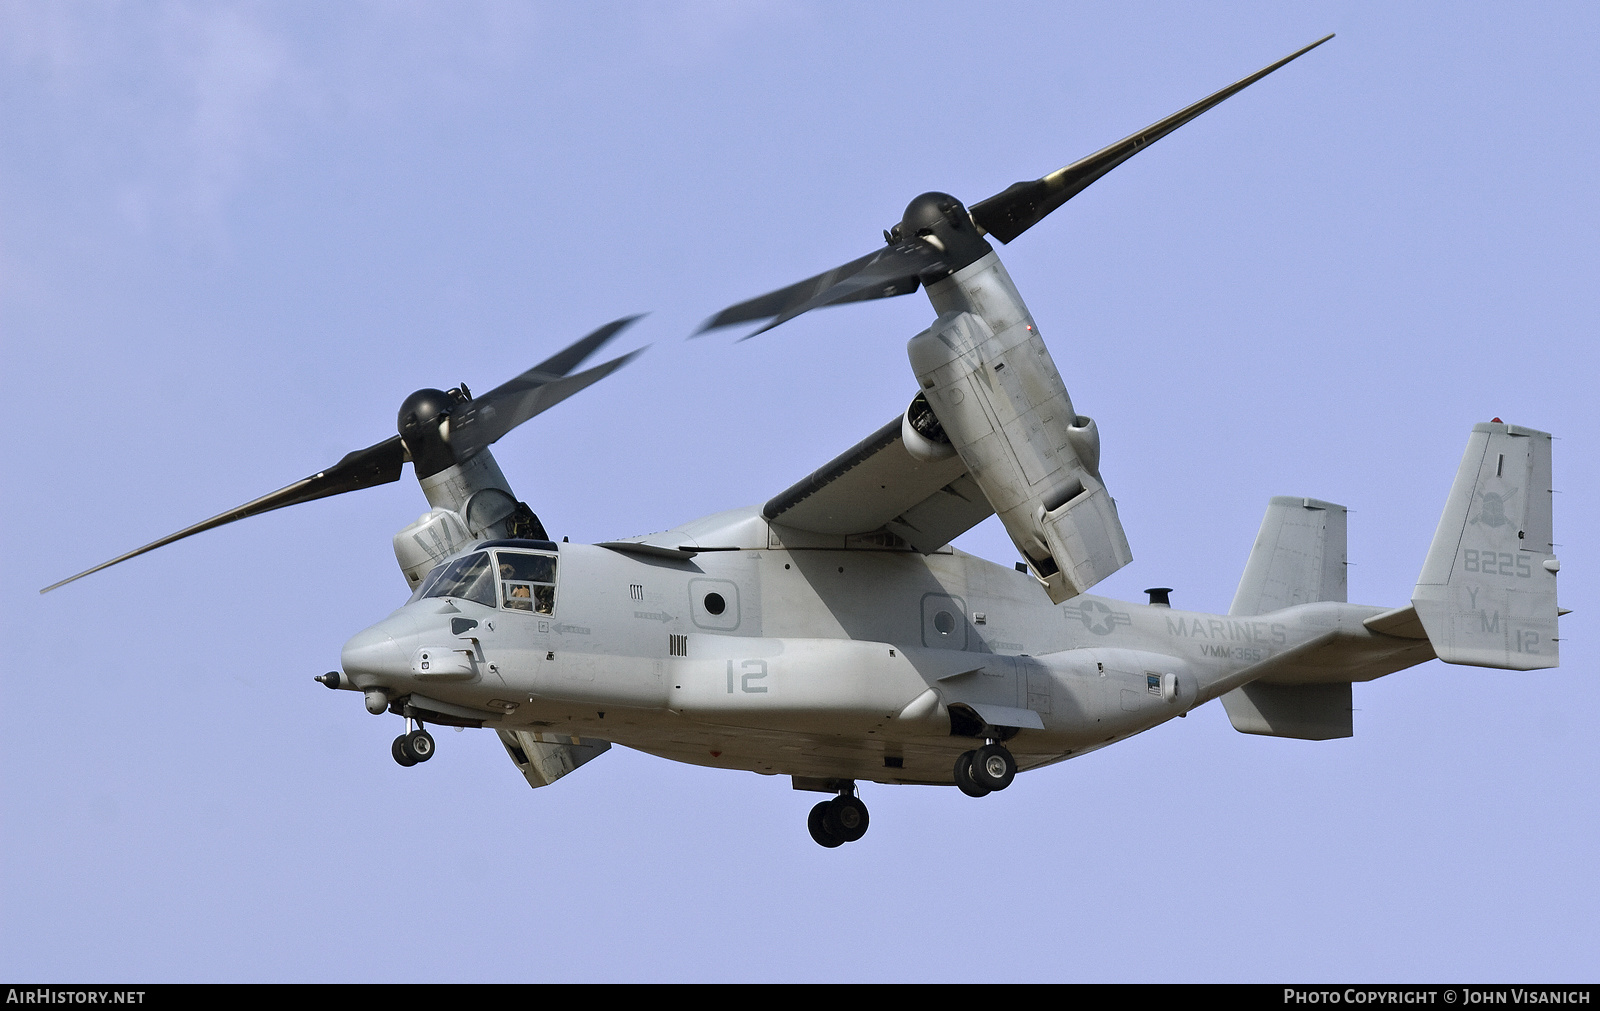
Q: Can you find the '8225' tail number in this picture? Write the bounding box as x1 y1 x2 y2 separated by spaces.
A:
1463 549 1531 578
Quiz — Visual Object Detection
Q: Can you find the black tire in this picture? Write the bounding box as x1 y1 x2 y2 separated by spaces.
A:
392 735 417 767
971 743 1016 791
953 751 990 797
404 729 436 763
808 801 844 848
824 795 870 843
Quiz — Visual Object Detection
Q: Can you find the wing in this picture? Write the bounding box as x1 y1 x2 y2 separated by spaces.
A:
764 416 993 553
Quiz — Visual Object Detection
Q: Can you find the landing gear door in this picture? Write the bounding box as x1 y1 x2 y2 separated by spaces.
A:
498 730 610 789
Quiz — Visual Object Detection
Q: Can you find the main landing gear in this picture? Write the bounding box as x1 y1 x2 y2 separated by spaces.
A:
953 742 1016 797
807 787 870 848
391 717 435 767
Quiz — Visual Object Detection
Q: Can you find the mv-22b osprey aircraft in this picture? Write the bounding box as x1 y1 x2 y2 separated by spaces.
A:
44 36 1562 848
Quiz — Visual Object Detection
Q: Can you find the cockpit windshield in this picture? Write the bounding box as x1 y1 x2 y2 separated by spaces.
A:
496 550 557 614
420 551 496 607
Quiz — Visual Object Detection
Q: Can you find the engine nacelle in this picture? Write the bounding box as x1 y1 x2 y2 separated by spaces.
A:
392 446 547 587
908 251 1131 602
394 508 472 588
900 391 957 462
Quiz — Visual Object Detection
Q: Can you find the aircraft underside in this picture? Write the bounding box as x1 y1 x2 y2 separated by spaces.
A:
509 714 1087 787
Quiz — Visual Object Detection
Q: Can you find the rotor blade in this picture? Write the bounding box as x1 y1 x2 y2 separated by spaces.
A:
41 435 405 593
696 249 884 334
526 314 643 377
700 241 943 341
449 315 643 455
969 34 1334 244
737 242 944 340
449 346 646 458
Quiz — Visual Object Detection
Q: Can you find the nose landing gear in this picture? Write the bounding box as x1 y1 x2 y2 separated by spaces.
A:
954 742 1016 796
391 718 435 767
807 786 870 848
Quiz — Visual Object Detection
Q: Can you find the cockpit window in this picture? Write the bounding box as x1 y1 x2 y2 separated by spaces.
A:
420 551 496 607
409 560 448 603
496 550 557 614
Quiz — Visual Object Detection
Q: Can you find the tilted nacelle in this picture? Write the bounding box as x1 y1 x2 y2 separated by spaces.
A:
696 38 1341 606
392 447 545 588
908 251 1132 601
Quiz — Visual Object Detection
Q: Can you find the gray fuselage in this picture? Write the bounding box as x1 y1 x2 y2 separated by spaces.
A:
340 505 1392 787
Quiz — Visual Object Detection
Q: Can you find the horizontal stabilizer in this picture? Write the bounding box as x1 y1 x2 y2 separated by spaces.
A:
1222 610 1435 738
1412 422 1558 670
498 730 610 789
1363 605 1428 639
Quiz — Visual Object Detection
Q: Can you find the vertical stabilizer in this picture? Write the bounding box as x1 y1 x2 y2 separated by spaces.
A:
1230 497 1348 616
1411 422 1558 670
1221 682 1353 741
1223 497 1352 739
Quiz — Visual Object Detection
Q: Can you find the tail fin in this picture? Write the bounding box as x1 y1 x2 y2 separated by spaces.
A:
1411 422 1558 670
1222 496 1352 740
1230 497 1348 616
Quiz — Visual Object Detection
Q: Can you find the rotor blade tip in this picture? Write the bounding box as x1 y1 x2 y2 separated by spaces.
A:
693 315 748 337
1292 34 1335 57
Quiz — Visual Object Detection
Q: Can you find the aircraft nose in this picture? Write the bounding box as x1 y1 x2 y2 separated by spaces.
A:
341 623 410 682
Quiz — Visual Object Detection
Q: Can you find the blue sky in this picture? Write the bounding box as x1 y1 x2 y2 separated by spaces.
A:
3 2 1596 982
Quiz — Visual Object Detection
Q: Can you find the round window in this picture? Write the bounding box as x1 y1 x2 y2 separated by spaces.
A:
934 610 955 634
704 592 726 616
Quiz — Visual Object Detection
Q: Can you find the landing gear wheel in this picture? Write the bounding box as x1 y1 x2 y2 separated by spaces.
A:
824 795 870 843
970 743 1016 792
403 729 436 763
953 751 990 797
808 802 844 848
392 735 417 767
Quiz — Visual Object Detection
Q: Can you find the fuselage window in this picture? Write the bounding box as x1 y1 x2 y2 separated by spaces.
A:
420 552 496 608
497 551 557 614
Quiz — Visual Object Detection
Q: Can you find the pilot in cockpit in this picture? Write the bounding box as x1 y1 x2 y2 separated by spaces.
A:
499 561 533 609
498 553 555 614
